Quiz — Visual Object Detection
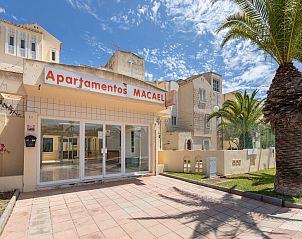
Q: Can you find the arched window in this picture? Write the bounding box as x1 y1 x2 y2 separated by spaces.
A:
186 139 192 150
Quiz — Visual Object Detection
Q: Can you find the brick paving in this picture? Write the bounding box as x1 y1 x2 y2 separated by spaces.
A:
1 175 302 239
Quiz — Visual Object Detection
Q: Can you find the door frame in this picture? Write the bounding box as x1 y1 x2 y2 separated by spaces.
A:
37 116 150 186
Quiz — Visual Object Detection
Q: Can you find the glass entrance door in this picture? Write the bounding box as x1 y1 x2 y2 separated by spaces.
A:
105 125 122 176
84 123 104 177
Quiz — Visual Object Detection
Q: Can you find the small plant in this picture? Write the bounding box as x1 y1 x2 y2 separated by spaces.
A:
0 144 10 177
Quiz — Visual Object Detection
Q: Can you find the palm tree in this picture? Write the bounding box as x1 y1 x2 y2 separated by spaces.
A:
209 90 264 150
216 0 302 196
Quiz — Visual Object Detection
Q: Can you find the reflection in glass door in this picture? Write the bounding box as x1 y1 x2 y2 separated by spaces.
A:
85 123 103 177
105 125 121 176
40 119 80 183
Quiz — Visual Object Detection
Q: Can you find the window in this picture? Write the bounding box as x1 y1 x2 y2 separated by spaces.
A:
213 79 220 92
205 114 211 128
20 39 25 49
6 28 16 55
186 139 192 150
203 139 211 150
9 36 14 46
131 131 135 153
51 50 56 61
31 42 36 52
199 88 206 102
42 138 53 152
172 116 177 126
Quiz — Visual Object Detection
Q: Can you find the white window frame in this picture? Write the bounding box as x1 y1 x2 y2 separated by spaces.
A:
5 28 16 55
199 88 206 102
51 48 57 62
171 116 177 126
17 31 27 58
213 79 220 92
28 35 37 60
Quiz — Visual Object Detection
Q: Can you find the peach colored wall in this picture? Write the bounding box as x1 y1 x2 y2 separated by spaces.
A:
158 149 275 176
0 115 24 176
23 112 38 192
0 175 23 192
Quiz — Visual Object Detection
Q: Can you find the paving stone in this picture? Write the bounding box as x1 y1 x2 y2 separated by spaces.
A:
2 176 302 239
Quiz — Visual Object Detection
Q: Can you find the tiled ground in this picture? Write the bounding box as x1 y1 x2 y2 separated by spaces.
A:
1 176 302 239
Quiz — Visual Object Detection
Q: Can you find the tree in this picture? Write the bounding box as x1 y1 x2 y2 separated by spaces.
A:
209 90 264 150
216 0 302 195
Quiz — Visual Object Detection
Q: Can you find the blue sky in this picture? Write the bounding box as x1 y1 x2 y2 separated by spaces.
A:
1 0 300 95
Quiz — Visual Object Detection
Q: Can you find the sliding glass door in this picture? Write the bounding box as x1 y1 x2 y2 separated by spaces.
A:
40 119 149 184
125 125 149 173
40 119 80 183
105 125 122 176
84 123 103 177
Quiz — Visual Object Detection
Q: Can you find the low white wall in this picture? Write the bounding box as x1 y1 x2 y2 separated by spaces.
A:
158 148 276 176
0 175 23 192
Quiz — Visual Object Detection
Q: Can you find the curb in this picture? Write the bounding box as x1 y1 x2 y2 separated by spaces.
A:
160 173 302 209
0 189 20 236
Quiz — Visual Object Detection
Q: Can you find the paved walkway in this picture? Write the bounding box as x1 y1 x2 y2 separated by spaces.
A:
1 176 302 239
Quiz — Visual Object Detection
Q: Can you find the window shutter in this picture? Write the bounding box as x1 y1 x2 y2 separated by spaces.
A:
13 29 16 55
6 28 16 55
5 27 9 54
18 31 27 57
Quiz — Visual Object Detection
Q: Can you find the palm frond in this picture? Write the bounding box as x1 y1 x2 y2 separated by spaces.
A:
215 0 302 64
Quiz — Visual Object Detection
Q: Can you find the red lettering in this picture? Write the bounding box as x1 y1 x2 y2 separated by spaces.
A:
101 84 107 91
117 87 123 94
157 94 161 101
113 85 117 93
141 90 146 98
84 80 90 88
147 92 151 99
152 93 156 100
133 89 140 97
123 88 127 94
108 85 113 92
46 70 55 81
73 78 78 85
66 76 72 84
79 78 84 88
91 82 100 90
57 74 64 84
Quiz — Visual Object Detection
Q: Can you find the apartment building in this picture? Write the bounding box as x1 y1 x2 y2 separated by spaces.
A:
0 19 167 192
157 72 223 151
104 50 145 81
0 19 61 73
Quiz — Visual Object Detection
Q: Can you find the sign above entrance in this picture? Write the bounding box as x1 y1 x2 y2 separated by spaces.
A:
44 67 165 104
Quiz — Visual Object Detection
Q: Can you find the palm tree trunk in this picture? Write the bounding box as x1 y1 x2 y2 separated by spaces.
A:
264 63 302 196
274 121 302 196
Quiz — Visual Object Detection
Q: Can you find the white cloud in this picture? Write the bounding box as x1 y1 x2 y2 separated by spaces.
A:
82 32 114 62
138 44 199 80
65 0 102 21
154 0 276 94
150 1 161 22
0 7 5 14
12 15 18 20
145 72 154 81
161 0 238 35
74 0 277 95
